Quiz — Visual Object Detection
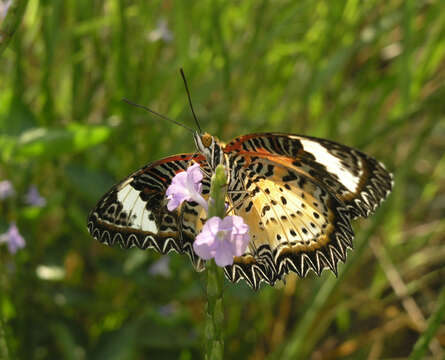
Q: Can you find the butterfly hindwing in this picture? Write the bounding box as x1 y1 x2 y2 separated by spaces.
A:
87 153 210 271
224 154 354 289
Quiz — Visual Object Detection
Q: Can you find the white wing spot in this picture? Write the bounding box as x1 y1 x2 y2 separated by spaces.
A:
300 139 360 192
116 186 158 233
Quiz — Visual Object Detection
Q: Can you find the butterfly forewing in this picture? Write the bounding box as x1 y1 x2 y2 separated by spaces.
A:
87 153 210 270
224 133 393 220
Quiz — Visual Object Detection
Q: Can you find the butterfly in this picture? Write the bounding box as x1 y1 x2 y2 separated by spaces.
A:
87 130 393 289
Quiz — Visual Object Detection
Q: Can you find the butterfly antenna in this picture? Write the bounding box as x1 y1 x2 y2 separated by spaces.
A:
122 98 194 133
180 68 202 133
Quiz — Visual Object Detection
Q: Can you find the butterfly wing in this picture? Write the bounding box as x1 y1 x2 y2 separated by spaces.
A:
223 133 393 289
87 153 211 271
225 133 393 219
87 133 393 290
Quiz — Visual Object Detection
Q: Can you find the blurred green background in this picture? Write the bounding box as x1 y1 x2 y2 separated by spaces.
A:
1 0 445 359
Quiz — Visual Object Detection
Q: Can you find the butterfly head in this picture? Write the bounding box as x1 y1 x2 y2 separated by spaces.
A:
193 132 225 170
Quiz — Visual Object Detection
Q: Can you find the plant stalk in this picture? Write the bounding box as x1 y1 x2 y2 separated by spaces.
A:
204 164 227 360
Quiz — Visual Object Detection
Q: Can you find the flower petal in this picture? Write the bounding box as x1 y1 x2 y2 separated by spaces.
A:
0 180 15 200
193 215 250 267
193 217 221 260
214 242 236 267
232 232 250 257
230 215 249 234
0 222 25 254
204 216 222 236
220 216 235 231
165 163 208 212
194 235 216 260
166 172 188 196
148 257 171 277
187 163 203 185
25 186 46 207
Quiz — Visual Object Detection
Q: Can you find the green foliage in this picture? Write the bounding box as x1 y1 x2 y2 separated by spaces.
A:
1 124 111 162
1 0 445 359
0 0 28 56
408 286 445 360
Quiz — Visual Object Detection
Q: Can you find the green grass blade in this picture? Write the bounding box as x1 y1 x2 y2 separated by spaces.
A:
408 286 445 360
0 0 29 57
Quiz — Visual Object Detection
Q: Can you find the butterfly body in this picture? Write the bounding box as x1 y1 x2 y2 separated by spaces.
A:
88 132 393 289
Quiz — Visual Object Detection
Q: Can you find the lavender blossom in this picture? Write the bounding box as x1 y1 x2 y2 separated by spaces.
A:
0 222 25 254
148 257 171 277
166 163 208 212
25 185 46 207
157 303 176 317
193 215 250 267
0 180 14 200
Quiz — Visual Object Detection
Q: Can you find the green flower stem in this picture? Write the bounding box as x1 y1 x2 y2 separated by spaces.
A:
204 164 227 360
208 164 227 219
0 0 29 57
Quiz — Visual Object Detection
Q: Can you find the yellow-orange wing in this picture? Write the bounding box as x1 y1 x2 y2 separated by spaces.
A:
222 133 393 289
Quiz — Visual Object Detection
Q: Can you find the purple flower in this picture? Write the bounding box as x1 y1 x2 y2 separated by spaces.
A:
25 185 46 207
193 215 250 267
0 222 26 254
166 163 208 212
148 257 171 277
158 303 177 317
0 180 15 200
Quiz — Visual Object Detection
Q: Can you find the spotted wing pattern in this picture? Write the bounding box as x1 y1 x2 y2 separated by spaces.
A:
87 132 393 290
223 133 393 289
87 154 211 271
